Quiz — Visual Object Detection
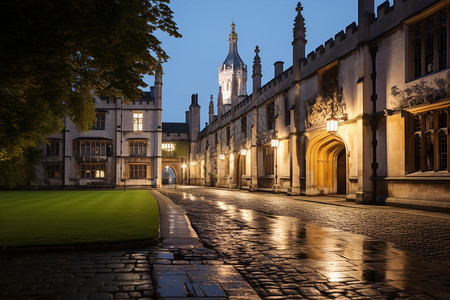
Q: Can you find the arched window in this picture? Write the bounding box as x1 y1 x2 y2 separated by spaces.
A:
414 133 422 171
438 130 447 170
424 131 434 171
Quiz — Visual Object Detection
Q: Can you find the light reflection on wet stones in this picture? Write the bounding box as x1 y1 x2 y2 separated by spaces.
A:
164 187 450 299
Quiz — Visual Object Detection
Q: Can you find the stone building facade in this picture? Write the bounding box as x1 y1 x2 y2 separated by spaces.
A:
36 73 163 188
187 0 450 212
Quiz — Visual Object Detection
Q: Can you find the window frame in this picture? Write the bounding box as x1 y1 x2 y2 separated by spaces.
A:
408 5 449 80
45 163 62 178
129 140 147 156
80 163 106 178
129 164 148 179
133 112 144 132
406 105 449 173
46 139 60 156
91 113 106 130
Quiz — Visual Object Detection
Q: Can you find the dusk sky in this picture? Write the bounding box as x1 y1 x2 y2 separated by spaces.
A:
144 0 391 127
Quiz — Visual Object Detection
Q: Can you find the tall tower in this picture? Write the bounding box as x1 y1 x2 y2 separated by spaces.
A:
218 22 247 107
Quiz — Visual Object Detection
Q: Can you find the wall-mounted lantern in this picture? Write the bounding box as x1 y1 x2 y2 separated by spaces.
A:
271 139 279 148
181 163 187 168
240 149 247 156
219 154 225 160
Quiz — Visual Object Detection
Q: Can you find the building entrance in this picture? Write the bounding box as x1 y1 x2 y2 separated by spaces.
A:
305 133 347 196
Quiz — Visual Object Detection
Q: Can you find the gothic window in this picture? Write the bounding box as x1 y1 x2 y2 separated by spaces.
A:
73 140 111 156
284 97 290 126
46 163 62 178
320 65 338 98
92 113 105 130
267 101 275 131
226 126 230 146
129 164 147 178
409 6 449 79
439 10 447 70
224 156 230 176
241 117 247 138
46 139 60 156
133 112 143 132
162 143 174 151
408 107 449 172
262 145 274 176
129 141 147 156
80 164 105 178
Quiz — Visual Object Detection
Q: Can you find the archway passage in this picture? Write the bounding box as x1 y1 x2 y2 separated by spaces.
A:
306 133 347 195
337 149 346 195
162 166 176 185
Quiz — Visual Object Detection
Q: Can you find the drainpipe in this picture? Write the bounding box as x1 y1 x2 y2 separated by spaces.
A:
370 44 378 204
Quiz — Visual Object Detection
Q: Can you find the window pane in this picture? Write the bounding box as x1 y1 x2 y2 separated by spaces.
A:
438 131 447 170
424 132 434 170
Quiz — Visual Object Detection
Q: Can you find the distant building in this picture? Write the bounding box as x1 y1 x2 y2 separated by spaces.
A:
35 73 163 188
186 0 450 212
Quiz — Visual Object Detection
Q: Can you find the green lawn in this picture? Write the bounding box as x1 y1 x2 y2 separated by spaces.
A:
0 190 159 247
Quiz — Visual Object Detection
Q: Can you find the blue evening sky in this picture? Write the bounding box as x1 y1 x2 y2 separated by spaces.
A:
144 0 391 127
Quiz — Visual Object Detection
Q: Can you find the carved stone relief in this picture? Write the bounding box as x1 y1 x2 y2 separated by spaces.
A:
305 87 346 128
390 71 450 108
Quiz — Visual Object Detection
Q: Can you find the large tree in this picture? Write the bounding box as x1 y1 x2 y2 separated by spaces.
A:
0 0 181 164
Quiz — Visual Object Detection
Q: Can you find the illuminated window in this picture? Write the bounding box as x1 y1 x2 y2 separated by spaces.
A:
130 141 147 156
46 163 62 178
133 112 143 132
46 140 60 156
162 143 175 151
409 7 449 79
92 113 105 130
129 164 147 178
408 107 449 172
80 164 105 178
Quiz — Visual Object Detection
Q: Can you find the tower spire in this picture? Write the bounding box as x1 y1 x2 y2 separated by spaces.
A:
293 2 306 45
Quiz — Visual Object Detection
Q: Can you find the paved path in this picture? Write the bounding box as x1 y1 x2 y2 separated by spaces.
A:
161 186 450 300
151 190 259 299
0 190 258 299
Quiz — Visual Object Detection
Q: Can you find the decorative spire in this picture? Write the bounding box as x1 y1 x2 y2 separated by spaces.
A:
293 2 306 44
222 22 244 68
229 22 237 42
252 46 262 78
209 95 214 114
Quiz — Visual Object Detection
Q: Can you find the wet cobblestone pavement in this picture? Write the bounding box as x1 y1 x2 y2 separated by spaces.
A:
162 186 450 299
0 249 155 299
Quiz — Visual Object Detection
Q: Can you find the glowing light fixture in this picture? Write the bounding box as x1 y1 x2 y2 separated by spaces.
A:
240 149 247 155
219 154 225 160
190 162 196 166
326 116 338 133
181 164 187 168
271 139 279 148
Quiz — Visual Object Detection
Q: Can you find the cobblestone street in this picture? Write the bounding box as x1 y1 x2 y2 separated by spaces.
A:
162 186 450 299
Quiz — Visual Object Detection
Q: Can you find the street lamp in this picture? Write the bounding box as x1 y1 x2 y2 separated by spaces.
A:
271 138 279 191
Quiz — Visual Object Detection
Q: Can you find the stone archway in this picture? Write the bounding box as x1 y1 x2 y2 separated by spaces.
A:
162 166 177 185
305 133 347 196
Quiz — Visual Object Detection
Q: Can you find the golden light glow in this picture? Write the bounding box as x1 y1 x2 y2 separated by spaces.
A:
181 164 187 168
327 117 338 133
240 149 247 155
271 139 279 147
219 154 225 160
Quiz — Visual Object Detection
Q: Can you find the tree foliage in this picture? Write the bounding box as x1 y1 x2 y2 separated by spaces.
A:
0 0 181 163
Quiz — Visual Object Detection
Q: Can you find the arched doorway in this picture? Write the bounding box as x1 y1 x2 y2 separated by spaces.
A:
162 166 176 185
305 133 347 195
